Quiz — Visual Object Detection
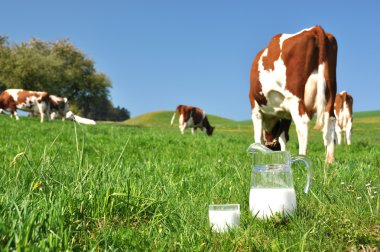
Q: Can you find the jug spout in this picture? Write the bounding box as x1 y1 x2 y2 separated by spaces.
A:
247 143 273 154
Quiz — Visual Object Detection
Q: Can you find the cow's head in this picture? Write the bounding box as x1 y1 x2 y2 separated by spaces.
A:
264 131 281 151
206 126 215 136
61 98 70 115
263 119 291 151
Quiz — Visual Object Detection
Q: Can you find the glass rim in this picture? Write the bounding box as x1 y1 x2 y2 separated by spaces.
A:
251 150 290 155
209 204 240 210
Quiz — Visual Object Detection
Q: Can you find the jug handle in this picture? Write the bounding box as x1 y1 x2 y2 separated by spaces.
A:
291 156 312 193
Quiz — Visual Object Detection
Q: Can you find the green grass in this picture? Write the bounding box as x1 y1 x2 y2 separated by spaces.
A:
0 114 379 251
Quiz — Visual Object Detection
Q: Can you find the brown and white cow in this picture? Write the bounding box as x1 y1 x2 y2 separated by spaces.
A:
249 26 337 163
49 95 69 121
170 105 215 136
334 91 353 145
0 89 50 122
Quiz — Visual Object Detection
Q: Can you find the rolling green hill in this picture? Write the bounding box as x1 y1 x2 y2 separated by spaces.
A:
353 110 380 118
123 110 380 129
123 110 235 127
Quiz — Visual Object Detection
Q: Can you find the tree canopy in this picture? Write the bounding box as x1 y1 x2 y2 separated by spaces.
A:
0 36 130 121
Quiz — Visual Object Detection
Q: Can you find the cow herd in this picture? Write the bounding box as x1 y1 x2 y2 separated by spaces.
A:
0 89 69 122
172 26 353 164
1 26 354 164
0 88 98 125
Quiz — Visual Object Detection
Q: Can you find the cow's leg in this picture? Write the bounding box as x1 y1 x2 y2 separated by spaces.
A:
178 114 186 134
346 119 352 145
36 102 44 123
203 127 207 134
322 112 335 163
10 106 19 120
335 122 342 145
278 119 291 151
45 103 51 121
50 112 56 120
13 111 19 120
290 101 310 156
180 123 187 134
191 128 196 134
251 103 263 144
278 131 287 151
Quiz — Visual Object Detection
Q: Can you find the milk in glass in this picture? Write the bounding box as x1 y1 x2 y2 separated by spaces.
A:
209 204 240 232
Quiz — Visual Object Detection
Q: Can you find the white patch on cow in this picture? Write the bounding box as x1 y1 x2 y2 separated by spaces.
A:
314 63 327 129
342 101 351 129
251 101 263 144
186 116 195 128
279 27 315 49
334 119 342 144
179 114 185 134
258 49 287 94
15 96 33 110
345 118 352 145
257 50 298 120
50 112 57 120
323 113 335 163
50 95 59 103
7 89 20 102
202 110 206 120
304 70 318 110
278 131 287 151
290 103 310 156
334 94 353 145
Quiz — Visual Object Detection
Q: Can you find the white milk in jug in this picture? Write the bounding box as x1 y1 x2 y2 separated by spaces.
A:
249 188 296 219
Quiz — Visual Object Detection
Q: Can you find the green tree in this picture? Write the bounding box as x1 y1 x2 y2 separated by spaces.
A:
0 37 130 121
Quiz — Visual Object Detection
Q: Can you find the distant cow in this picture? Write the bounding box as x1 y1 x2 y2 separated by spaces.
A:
249 26 337 163
0 89 50 122
334 91 353 145
49 95 69 120
170 105 215 136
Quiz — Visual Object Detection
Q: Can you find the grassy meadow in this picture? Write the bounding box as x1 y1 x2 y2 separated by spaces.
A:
0 111 379 251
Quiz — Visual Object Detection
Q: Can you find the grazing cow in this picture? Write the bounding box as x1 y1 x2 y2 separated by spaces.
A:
0 89 50 122
170 105 215 135
334 91 353 145
49 95 69 121
249 26 337 163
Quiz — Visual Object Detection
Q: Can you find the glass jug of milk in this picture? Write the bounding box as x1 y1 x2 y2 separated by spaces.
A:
247 143 312 219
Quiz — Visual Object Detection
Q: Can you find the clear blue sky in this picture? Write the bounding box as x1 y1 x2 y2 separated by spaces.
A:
2 1 379 120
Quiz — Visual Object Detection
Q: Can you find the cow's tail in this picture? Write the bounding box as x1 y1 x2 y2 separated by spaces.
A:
314 26 328 130
170 112 176 127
